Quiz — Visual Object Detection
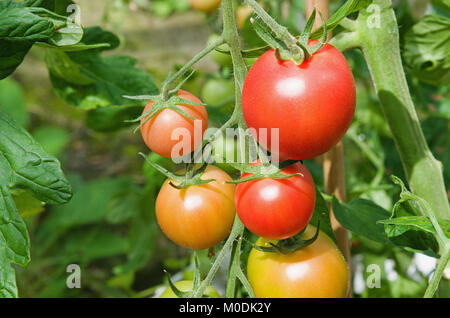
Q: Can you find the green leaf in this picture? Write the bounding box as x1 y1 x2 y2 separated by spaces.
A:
106 186 142 224
378 216 450 239
45 28 158 131
34 177 133 251
0 111 72 204
113 208 158 274
0 110 71 298
310 190 337 243
0 184 30 266
333 198 441 256
0 39 32 79
431 0 450 11
0 78 28 127
57 228 129 264
0 247 17 298
333 198 392 244
85 105 144 132
29 7 83 46
403 14 450 86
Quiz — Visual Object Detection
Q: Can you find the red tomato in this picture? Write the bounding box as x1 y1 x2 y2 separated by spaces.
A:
242 42 356 160
247 225 350 298
235 161 316 240
156 165 236 250
140 90 208 159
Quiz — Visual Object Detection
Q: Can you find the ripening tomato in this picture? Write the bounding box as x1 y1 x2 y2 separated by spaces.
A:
235 161 316 240
242 42 356 160
156 165 236 250
247 226 350 298
140 90 208 159
159 280 220 298
189 0 221 13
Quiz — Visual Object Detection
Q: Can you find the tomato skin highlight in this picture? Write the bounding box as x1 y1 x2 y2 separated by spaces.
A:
159 280 220 298
235 161 316 240
156 165 236 250
247 226 350 298
242 43 356 160
140 90 208 159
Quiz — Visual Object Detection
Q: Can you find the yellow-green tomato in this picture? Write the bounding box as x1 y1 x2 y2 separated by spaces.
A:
247 226 350 298
208 34 232 67
201 78 235 107
160 280 220 298
189 0 221 13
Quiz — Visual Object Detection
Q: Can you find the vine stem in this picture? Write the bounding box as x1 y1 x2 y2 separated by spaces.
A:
192 217 245 298
244 0 300 58
160 35 225 100
424 247 449 298
356 0 450 221
192 0 250 298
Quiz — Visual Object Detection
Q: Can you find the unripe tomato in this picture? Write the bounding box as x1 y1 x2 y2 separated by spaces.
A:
189 0 221 13
235 161 315 240
159 280 220 298
208 34 232 67
201 78 235 107
156 165 236 249
236 4 254 29
211 135 240 176
140 90 208 159
242 42 356 160
247 226 350 298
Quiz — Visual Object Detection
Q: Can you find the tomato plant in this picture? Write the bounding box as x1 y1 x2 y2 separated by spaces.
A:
235 161 316 240
247 226 349 298
242 42 356 160
2 0 449 302
155 165 236 249
140 90 208 159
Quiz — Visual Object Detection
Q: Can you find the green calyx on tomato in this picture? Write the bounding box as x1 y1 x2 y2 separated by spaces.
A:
160 280 220 298
133 89 208 159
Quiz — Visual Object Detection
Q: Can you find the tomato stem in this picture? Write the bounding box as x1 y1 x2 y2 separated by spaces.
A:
160 35 226 100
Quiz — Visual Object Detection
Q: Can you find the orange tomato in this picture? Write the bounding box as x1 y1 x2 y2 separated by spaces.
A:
247 226 350 298
140 90 208 159
156 165 236 249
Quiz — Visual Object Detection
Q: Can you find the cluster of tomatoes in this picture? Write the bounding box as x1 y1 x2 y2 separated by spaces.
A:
142 0 356 299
